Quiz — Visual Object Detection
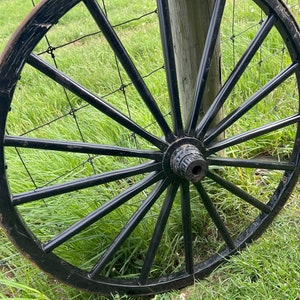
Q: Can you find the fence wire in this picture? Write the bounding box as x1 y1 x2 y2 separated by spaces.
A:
11 0 299 192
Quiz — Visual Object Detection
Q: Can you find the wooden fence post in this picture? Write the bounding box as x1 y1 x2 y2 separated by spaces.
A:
169 0 222 128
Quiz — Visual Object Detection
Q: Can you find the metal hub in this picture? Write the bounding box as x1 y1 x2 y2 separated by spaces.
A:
166 142 208 183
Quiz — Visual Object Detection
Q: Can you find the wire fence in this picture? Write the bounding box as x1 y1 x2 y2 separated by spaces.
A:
8 0 297 190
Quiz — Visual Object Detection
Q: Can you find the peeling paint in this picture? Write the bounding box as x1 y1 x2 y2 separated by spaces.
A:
35 23 52 29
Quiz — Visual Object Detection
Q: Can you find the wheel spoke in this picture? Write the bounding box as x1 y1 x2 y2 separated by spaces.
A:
181 181 194 274
157 0 183 136
12 161 161 205
204 61 299 143
208 157 295 171
139 181 179 284
196 14 277 139
207 114 300 154
88 177 171 279
195 182 235 249
4 135 163 160
187 0 226 135
43 172 165 253
27 54 166 150
83 0 175 142
206 171 271 213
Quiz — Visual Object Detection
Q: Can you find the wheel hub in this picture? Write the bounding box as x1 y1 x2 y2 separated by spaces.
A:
170 144 207 182
164 139 208 182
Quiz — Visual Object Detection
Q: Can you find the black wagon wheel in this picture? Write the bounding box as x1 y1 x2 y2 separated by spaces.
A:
0 0 299 296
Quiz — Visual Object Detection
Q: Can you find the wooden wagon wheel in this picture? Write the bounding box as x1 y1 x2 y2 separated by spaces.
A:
0 0 299 296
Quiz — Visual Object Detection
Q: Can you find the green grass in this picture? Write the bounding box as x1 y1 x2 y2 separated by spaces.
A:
0 0 300 299
0 193 300 300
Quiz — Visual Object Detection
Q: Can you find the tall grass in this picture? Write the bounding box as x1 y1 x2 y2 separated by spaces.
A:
0 0 299 299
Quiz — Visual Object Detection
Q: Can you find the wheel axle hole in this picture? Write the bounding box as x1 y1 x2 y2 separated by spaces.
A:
192 165 202 176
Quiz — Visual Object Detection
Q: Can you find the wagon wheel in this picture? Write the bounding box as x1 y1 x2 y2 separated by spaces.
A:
0 0 299 296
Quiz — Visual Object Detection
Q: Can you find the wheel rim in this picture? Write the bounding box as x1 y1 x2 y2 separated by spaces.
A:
0 0 299 296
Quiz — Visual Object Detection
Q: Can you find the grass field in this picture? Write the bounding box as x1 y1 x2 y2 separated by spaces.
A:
0 0 300 299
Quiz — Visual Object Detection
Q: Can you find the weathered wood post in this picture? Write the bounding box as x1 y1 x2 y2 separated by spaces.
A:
169 0 222 129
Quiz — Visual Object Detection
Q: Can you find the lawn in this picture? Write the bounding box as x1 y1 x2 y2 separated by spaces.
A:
0 0 299 299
